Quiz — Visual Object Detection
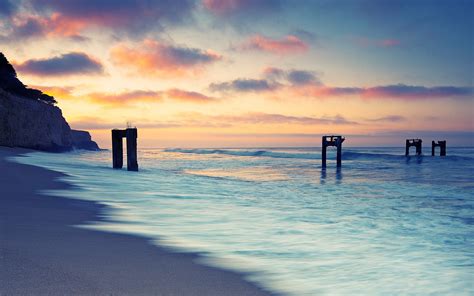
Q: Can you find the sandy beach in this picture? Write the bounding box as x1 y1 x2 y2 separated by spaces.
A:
0 147 274 296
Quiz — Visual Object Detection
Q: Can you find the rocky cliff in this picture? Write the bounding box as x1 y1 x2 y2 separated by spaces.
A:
0 52 99 152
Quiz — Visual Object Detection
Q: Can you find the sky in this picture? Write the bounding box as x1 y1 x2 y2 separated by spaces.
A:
1 0 473 148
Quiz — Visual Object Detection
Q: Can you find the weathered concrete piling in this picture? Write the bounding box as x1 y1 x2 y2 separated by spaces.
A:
322 135 345 168
405 139 422 156
432 140 446 156
112 128 138 171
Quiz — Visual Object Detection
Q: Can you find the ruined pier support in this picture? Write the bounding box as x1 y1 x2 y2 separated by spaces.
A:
322 135 345 168
405 139 422 156
112 128 138 171
432 140 446 156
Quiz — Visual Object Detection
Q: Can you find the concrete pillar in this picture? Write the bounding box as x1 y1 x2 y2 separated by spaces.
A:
112 129 123 169
126 128 138 171
321 135 344 168
406 139 422 156
416 140 422 156
336 138 342 168
440 141 446 156
432 140 446 156
322 136 327 168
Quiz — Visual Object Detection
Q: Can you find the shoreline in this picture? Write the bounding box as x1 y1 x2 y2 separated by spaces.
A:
0 147 275 296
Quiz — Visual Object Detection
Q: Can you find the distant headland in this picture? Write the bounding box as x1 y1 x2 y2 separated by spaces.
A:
0 52 99 152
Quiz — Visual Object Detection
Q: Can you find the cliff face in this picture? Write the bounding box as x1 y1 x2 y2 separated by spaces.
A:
0 89 73 151
0 52 99 152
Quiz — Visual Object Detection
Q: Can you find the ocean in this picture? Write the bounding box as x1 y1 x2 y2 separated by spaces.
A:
14 147 474 295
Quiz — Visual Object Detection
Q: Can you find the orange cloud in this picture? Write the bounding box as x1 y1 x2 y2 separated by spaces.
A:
240 34 309 55
87 90 163 106
110 39 222 78
86 88 217 106
165 89 217 102
30 85 74 99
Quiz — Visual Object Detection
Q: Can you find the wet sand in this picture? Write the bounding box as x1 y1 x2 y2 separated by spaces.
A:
0 147 274 296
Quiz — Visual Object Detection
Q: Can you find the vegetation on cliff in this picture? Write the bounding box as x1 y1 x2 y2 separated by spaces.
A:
0 52 57 105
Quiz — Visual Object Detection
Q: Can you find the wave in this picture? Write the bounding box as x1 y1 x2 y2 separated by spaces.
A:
164 148 474 162
164 148 319 159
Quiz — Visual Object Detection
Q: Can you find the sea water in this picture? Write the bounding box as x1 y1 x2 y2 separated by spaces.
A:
15 147 474 295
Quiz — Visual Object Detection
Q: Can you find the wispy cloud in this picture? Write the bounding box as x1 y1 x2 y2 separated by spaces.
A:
214 113 357 125
28 0 195 36
88 90 164 106
239 34 309 55
29 85 75 99
210 68 473 100
203 0 282 16
166 88 217 102
263 67 321 86
366 115 406 122
69 112 356 130
15 52 103 76
86 89 217 106
210 79 280 93
110 39 222 78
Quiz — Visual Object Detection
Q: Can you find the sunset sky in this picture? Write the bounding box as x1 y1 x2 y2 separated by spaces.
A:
1 0 473 147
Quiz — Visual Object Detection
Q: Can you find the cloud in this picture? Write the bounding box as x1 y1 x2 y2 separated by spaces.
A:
354 37 401 48
165 88 217 102
366 115 406 122
297 84 473 99
286 70 320 85
361 84 473 99
70 112 356 131
15 52 103 76
216 113 357 125
263 67 320 85
110 39 222 78
379 39 400 47
69 117 183 130
210 69 472 100
290 29 318 42
28 0 196 36
88 90 163 106
210 79 280 93
203 0 282 16
239 34 309 55
0 14 91 41
87 89 216 106
29 85 75 99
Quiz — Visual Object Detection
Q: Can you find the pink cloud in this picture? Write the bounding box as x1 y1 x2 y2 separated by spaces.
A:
354 37 401 48
203 0 280 16
165 89 217 102
240 34 309 55
110 39 222 78
378 39 400 47
203 0 242 15
86 88 217 106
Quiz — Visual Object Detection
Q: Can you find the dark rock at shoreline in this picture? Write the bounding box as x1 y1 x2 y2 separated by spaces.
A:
71 130 100 151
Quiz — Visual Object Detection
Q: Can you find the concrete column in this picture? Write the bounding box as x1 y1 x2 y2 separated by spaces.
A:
126 128 138 171
440 141 446 156
416 140 422 156
321 136 327 168
112 129 123 169
336 140 342 167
